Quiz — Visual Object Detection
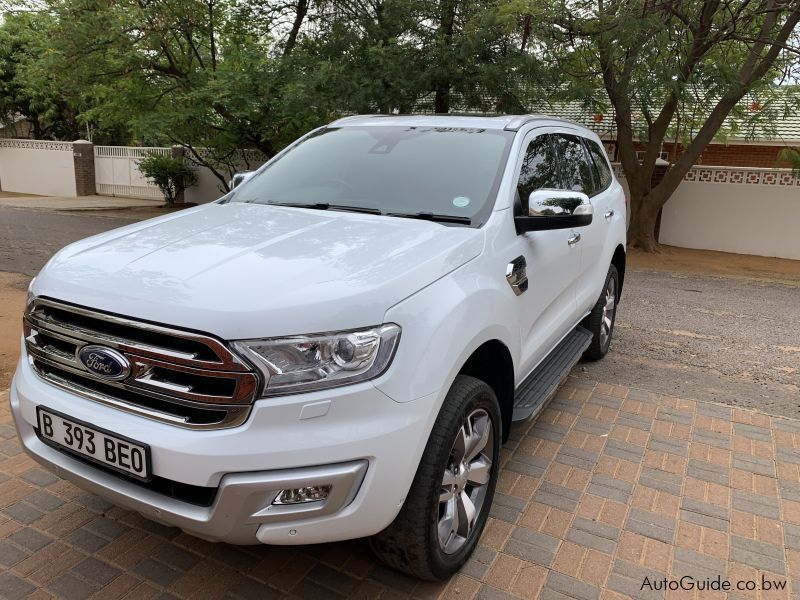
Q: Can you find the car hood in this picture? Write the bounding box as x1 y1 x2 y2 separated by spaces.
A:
33 203 484 339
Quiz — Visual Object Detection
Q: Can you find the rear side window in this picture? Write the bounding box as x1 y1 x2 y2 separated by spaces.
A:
517 134 560 211
584 139 613 191
552 134 595 195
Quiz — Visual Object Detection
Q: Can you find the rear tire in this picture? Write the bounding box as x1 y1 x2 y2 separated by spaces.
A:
369 375 501 580
582 264 619 361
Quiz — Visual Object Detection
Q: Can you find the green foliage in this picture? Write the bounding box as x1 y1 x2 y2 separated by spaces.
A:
137 153 198 205
779 148 800 177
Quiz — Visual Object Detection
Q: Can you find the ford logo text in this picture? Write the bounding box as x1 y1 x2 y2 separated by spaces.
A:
77 345 132 381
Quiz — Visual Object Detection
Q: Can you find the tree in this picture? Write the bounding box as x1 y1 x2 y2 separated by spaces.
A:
535 0 800 251
137 153 198 205
0 11 83 139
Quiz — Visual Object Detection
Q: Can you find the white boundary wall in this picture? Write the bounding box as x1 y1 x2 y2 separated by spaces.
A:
0 140 77 197
658 167 800 260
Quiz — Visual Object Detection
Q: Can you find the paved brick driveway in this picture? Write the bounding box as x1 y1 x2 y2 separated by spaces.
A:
2 379 799 599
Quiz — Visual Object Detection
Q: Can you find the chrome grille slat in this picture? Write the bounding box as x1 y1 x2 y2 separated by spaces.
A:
25 298 260 429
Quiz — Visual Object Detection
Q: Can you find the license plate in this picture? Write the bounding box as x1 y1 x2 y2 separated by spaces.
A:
37 407 151 481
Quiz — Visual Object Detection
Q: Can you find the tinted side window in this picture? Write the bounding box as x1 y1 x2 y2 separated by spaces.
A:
517 135 560 212
552 134 595 195
585 139 613 190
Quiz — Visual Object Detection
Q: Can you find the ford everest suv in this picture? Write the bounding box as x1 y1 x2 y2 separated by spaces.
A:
12 114 626 580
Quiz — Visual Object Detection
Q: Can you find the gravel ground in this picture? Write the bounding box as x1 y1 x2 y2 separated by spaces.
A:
579 267 800 418
0 204 798 417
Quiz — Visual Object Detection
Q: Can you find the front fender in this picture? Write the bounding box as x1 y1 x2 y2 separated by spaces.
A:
376 260 520 406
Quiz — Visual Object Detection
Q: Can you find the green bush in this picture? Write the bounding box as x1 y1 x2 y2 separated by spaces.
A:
137 152 198 205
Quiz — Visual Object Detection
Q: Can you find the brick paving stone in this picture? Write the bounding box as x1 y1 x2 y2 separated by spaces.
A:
587 474 633 504
46 573 100 600
574 419 613 437
734 422 774 443
680 498 729 532
19 468 60 487
567 517 620 555
607 559 665 599
687 459 730 486
615 413 652 432
543 570 600 600
785 523 800 550
655 407 693 426
530 422 570 443
505 453 550 478
0 538 31 566
731 489 780 519
504 527 559 567
3 500 45 524
625 508 676 544
134 557 184 587
639 468 682 496
603 439 645 463
556 445 599 471
647 435 689 457
671 547 727 579
692 428 732 450
10 526 52 551
730 535 786 575
732 453 775 477
71 556 121 585
0 570 36 598
533 481 581 513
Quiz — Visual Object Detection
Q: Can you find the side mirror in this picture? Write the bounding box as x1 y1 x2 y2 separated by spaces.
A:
229 171 254 189
515 189 593 233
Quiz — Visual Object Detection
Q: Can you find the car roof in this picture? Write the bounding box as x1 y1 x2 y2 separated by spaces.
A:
328 114 591 133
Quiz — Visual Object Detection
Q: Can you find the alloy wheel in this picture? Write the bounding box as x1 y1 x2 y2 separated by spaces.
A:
437 408 495 554
600 277 617 348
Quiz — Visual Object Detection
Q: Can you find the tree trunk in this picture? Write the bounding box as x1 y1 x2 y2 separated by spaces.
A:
627 196 660 252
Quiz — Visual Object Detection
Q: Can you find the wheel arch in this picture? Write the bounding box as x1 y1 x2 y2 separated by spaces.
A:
457 340 515 442
611 244 626 299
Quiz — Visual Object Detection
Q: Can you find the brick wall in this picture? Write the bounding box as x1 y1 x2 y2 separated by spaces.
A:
72 140 96 196
620 142 793 168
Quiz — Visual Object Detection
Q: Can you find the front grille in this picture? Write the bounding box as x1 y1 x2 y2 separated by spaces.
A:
25 297 260 429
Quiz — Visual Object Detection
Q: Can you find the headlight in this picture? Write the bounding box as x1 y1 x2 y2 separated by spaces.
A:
232 324 401 396
25 277 37 312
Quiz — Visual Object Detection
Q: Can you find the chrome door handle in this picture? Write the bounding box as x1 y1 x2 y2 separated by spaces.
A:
604 210 614 220
567 233 581 246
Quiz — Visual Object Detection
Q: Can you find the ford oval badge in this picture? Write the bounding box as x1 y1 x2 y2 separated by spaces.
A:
77 345 131 381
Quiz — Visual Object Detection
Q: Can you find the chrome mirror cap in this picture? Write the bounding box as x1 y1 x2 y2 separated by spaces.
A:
528 189 592 217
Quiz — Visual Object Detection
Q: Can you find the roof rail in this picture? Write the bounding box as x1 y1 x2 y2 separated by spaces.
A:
503 114 586 131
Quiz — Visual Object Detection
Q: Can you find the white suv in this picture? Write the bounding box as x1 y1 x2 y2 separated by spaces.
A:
12 114 626 579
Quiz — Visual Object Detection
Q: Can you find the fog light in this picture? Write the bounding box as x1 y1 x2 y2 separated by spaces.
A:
273 485 332 505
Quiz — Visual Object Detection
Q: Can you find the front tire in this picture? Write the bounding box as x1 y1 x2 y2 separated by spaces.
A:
583 264 619 360
369 375 501 580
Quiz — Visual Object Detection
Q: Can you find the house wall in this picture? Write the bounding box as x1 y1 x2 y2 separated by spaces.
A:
616 141 793 168
0 140 77 197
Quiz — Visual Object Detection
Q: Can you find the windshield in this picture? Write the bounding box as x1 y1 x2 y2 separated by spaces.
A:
231 125 514 226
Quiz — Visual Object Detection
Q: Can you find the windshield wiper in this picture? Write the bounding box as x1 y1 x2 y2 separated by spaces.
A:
268 201 382 215
386 211 472 225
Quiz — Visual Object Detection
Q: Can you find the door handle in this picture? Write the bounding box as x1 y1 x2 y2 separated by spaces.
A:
567 233 581 246
604 210 614 220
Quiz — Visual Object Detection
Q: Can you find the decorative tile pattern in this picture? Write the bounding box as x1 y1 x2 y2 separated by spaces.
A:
0 140 73 152
613 163 800 186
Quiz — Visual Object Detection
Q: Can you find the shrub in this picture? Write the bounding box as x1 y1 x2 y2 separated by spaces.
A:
137 152 198 205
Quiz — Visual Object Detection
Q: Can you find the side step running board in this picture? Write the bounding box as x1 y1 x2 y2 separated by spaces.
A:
512 326 593 421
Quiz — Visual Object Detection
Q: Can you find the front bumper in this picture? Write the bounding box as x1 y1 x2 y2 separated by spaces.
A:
11 356 438 544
